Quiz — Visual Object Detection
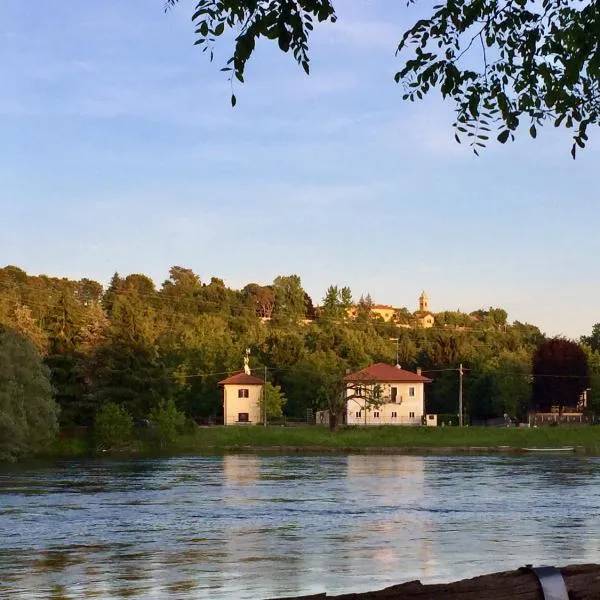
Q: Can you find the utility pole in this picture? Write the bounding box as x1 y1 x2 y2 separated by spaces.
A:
458 363 464 427
263 365 268 427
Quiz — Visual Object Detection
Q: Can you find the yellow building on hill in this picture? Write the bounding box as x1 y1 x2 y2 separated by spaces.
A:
344 292 435 328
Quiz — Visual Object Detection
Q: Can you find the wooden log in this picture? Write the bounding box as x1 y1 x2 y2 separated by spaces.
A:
270 564 600 600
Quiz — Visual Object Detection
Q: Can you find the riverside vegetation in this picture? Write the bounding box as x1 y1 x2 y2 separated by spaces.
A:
1 264 600 461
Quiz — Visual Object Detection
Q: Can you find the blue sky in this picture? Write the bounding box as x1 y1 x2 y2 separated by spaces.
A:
1 1 598 339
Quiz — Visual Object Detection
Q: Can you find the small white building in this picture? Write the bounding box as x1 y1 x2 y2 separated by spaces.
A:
219 371 265 425
344 362 432 426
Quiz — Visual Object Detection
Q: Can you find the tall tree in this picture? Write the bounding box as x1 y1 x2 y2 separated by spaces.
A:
284 350 348 426
243 283 275 318
581 323 600 353
272 274 306 323
532 338 590 413
0 326 59 461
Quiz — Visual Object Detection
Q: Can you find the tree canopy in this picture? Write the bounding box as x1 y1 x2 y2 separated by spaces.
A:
166 0 600 156
0 326 59 461
532 337 590 412
3 263 599 432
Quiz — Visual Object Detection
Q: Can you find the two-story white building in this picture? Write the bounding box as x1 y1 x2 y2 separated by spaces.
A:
344 362 432 426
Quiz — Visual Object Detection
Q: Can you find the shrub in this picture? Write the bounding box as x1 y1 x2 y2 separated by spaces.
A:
148 399 185 447
94 402 133 449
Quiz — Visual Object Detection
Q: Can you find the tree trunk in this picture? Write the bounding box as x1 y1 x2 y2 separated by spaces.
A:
329 413 338 432
269 564 600 600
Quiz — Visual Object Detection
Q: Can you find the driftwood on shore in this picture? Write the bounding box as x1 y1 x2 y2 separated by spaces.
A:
270 564 600 600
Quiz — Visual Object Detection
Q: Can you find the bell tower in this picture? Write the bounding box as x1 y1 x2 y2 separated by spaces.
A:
419 291 429 313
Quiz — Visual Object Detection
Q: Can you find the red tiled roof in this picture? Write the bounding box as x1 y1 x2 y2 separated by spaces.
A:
344 362 432 383
218 371 264 385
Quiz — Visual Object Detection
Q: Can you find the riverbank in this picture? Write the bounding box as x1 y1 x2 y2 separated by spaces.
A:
44 425 600 459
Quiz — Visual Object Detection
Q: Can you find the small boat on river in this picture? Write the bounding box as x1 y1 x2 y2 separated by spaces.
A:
521 446 575 452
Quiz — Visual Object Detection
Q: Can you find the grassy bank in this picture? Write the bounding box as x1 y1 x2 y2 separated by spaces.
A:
46 425 600 459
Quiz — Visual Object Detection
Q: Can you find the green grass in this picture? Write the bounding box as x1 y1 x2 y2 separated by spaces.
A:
164 425 600 454
38 425 600 459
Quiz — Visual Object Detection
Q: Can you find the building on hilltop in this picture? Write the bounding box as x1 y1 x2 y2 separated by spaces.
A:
371 304 396 321
340 292 435 328
414 291 435 328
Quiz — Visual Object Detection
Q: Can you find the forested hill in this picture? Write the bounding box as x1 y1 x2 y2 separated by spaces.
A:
1 264 598 427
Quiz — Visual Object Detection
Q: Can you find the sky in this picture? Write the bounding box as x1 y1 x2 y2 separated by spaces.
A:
1 1 599 339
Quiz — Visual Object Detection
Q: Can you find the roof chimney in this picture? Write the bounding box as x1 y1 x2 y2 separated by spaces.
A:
416 367 422 376
395 363 402 369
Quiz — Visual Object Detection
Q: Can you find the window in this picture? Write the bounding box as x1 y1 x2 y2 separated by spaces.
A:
409 412 415 418
355 385 363 397
391 412 397 418
428 414 435 420
238 388 249 398
409 387 415 397
356 411 361 418
374 412 380 418
391 387 397 403
238 413 249 422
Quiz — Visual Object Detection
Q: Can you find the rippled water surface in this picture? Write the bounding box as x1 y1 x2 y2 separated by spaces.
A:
2 454 600 599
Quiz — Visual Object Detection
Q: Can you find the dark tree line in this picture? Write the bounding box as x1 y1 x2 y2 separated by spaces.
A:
1 264 599 435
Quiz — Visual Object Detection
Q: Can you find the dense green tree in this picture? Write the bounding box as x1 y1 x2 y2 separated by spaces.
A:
93 402 134 449
272 274 307 323
320 285 352 321
283 350 348 426
12 303 49 354
148 398 186 447
581 345 600 413
581 323 600 353
258 381 287 420
532 338 590 413
355 294 373 322
243 283 275 318
85 338 172 420
0 326 59 461
0 264 568 432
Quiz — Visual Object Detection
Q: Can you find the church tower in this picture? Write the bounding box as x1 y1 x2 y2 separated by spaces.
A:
419 291 429 313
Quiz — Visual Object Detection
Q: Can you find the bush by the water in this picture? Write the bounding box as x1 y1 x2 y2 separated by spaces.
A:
149 399 186 447
93 402 133 449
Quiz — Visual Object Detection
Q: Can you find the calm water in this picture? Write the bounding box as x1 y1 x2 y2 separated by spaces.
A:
1 454 600 599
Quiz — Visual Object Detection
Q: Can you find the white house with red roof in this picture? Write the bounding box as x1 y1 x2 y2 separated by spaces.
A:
344 362 432 426
219 361 265 425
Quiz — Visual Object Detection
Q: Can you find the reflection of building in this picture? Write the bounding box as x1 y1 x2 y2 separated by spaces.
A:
223 455 260 485
344 362 432 426
343 455 435 580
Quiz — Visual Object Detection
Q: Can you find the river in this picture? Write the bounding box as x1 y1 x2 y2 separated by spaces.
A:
1 454 600 599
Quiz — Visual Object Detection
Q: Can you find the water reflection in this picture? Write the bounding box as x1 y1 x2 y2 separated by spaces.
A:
2 455 600 598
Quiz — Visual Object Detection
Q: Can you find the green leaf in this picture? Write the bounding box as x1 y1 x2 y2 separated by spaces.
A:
497 130 510 144
231 94 237 107
529 124 537 139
